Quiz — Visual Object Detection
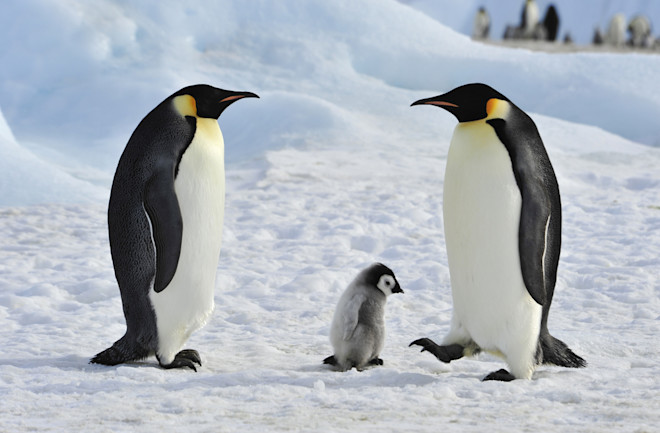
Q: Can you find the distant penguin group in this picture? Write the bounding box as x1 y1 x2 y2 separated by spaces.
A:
594 13 657 49
474 1 658 50
91 78 586 381
500 1 561 42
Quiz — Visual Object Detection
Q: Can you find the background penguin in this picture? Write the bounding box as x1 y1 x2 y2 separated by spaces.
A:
627 15 652 48
542 4 560 42
324 263 403 371
91 84 258 371
410 83 586 381
520 0 540 39
606 13 627 47
472 7 490 40
593 27 605 45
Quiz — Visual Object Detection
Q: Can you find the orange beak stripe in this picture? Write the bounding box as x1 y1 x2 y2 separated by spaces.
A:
424 101 459 108
220 95 246 103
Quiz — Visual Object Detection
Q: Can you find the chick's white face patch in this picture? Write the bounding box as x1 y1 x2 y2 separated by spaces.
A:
377 274 396 296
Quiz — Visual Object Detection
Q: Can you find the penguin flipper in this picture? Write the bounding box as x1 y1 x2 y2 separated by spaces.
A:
517 198 552 306
144 169 183 293
487 116 557 306
341 293 366 341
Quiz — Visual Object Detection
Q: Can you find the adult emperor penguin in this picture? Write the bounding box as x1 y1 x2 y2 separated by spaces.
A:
409 83 586 381
91 84 258 371
324 263 403 371
607 14 627 47
521 0 540 39
472 7 491 40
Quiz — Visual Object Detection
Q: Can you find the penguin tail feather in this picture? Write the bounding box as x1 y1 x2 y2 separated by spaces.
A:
540 333 587 368
90 336 150 366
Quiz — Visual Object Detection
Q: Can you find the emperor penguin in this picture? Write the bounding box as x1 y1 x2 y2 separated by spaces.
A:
324 263 403 371
521 0 540 39
409 83 586 381
628 15 652 48
542 4 560 42
607 13 627 47
91 84 258 371
472 7 490 40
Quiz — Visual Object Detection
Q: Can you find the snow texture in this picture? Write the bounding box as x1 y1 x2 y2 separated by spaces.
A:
1 1 659 432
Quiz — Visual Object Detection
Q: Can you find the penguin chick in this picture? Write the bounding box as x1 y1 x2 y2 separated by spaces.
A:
324 263 403 371
91 84 258 371
410 83 586 381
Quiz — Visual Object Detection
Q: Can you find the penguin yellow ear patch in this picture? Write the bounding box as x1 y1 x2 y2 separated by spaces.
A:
173 94 198 117
486 98 509 118
486 98 499 117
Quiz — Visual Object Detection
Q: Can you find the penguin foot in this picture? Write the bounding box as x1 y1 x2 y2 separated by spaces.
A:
409 338 464 363
177 349 202 365
540 333 587 368
158 349 202 372
368 357 384 366
482 369 516 382
323 355 337 366
90 346 125 366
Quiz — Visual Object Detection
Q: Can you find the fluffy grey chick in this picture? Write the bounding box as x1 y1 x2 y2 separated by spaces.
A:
324 263 403 371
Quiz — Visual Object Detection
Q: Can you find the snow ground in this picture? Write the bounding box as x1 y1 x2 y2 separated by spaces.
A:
1 1 660 432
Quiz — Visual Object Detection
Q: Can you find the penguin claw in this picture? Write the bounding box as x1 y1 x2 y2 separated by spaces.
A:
323 355 337 366
482 369 516 382
368 358 384 366
176 349 202 366
158 349 202 371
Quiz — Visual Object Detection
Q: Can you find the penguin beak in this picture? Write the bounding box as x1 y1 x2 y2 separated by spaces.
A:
392 283 404 294
411 96 458 108
220 91 259 104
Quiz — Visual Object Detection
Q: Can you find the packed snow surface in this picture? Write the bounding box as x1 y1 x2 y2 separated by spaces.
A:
1 1 659 432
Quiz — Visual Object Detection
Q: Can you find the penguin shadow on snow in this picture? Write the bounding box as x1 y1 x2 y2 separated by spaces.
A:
0 355 92 371
0 355 159 373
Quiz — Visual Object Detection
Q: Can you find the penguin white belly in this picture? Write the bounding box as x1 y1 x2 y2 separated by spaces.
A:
150 118 225 364
442 121 541 378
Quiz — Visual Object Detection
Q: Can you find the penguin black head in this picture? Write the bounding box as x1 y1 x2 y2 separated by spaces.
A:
363 263 403 296
411 83 509 123
172 84 259 119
